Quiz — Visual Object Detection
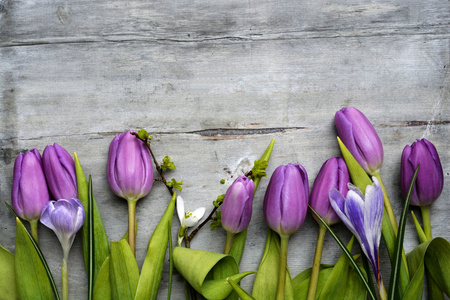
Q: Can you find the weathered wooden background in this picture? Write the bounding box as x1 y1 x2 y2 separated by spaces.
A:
1 0 449 298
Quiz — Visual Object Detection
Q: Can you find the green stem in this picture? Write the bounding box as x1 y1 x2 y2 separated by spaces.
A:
276 235 289 300
307 224 326 300
128 200 137 256
420 205 432 240
62 256 69 300
223 231 234 255
411 211 427 243
30 219 39 244
374 172 398 235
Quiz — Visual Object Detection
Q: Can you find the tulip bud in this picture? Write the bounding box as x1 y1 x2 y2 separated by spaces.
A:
401 138 444 206
310 157 350 225
335 107 383 175
40 198 85 258
12 149 50 221
263 164 309 237
221 176 255 234
107 130 154 202
42 143 77 200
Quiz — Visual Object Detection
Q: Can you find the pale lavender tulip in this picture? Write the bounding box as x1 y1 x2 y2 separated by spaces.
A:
12 149 50 221
264 164 309 237
335 107 383 175
401 139 444 206
310 157 350 225
329 177 384 280
42 143 77 200
107 130 153 202
40 198 85 257
221 176 255 234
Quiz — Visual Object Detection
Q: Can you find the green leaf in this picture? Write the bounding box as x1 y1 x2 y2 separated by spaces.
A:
88 176 95 300
74 153 110 281
405 237 450 299
252 228 294 300
0 244 17 299
161 156 176 170
109 240 140 300
135 192 177 299
389 165 419 299
252 138 275 190
310 207 376 300
93 256 112 300
291 265 334 299
137 128 152 140
227 277 255 300
167 178 183 191
14 218 53 300
168 221 174 300
173 247 255 299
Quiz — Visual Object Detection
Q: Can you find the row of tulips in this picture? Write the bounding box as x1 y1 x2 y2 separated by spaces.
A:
5 106 447 300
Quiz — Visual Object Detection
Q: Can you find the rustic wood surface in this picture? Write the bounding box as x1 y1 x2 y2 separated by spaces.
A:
1 0 449 298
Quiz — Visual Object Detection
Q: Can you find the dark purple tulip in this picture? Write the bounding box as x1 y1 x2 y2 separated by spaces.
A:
401 139 444 206
310 157 350 225
40 198 85 256
42 143 77 200
335 107 383 175
107 130 153 202
12 149 50 221
221 176 255 234
263 164 309 237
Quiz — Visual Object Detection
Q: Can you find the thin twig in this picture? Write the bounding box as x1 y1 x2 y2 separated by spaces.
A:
186 202 222 243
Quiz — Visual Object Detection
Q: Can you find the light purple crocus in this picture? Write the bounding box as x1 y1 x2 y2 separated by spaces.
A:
264 164 309 237
107 130 154 202
329 177 384 285
221 176 255 234
335 107 383 175
42 143 77 200
401 139 444 206
310 157 350 226
40 198 85 258
12 149 50 221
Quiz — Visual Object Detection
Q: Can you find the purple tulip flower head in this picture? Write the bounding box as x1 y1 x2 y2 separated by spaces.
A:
221 176 255 234
12 149 50 221
40 198 85 258
329 177 384 282
401 138 444 206
310 157 350 226
42 143 77 200
107 130 154 202
264 164 309 237
335 107 383 175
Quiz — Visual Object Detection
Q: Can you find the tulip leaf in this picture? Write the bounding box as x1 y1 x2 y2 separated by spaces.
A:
252 228 294 300
0 244 16 299
229 138 275 265
404 237 450 299
173 247 255 299
310 207 376 300
5 202 60 300
93 256 112 300
109 239 140 300
389 165 419 299
15 217 54 300
318 237 367 300
227 277 256 300
74 153 110 281
168 221 174 300
134 192 177 299
291 265 334 299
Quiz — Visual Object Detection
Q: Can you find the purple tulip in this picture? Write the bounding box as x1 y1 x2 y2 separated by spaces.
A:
335 107 383 175
12 149 50 221
329 177 384 284
42 143 77 200
401 139 444 206
40 198 85 257
264 164 309 237
310 157 350 225
107 130 154 202
221 176 255 234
